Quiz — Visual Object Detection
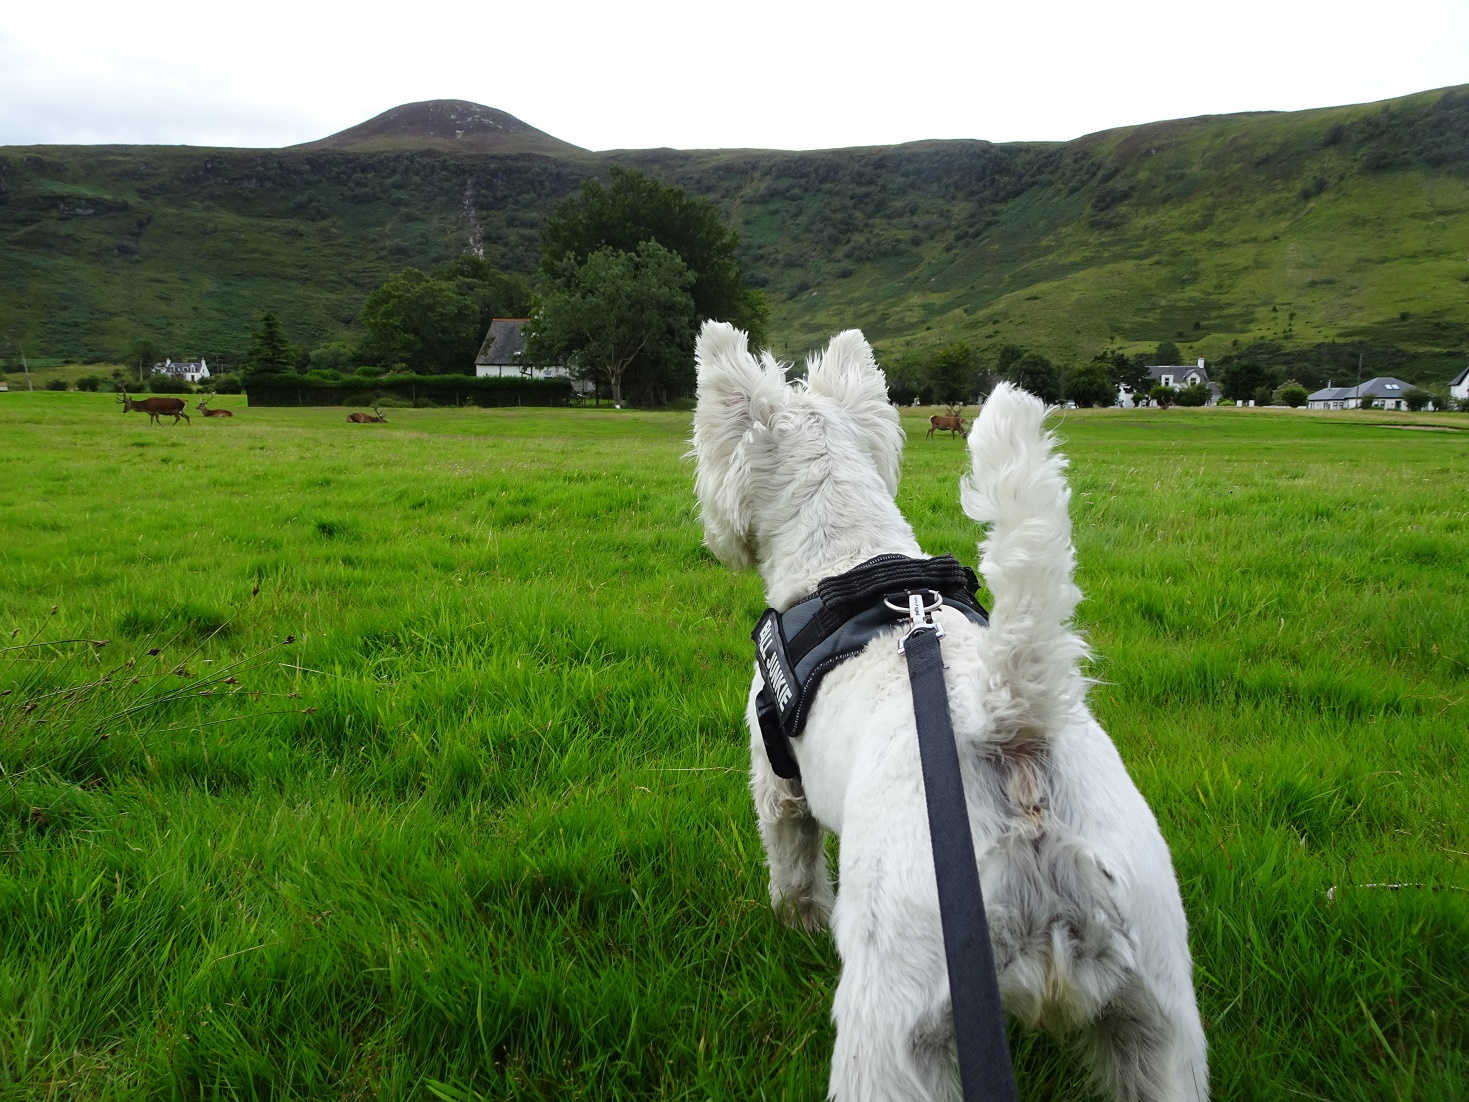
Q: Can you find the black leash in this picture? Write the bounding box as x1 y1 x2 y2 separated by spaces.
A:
895 593 1019 1102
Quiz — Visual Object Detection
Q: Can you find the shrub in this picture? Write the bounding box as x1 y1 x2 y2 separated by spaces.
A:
148 374 193 394
206 374 243 395
1252 385 1275 407
1275 382 1308 408
45 378 69 391
1175 382 1210 407
1404 387 1431 412
75 375 105 392
1217 398 1235 407
1149 384 1177 408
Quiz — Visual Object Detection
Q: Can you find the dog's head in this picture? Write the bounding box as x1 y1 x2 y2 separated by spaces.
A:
691 321 904 569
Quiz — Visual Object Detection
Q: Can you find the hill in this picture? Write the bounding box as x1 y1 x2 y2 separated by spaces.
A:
292 100 588 157
1 90 1466 379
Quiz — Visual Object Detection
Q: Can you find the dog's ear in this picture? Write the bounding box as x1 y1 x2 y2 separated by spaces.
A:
691 320 787 567
805 329 904 495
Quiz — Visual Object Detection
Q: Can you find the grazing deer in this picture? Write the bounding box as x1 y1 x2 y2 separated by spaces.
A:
346 406 387 423
196 398 233 418
926 405 967 439
117 387 190 425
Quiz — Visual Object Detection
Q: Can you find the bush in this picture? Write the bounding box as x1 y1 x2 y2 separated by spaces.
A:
75 375 105 392
44 378 69 391
206 374 243 395
1175 382 1210 407
1404 387 1431 412
147 374 193 394
1217 398 1236 407
1252 385 1275 407
1149 384 1177 408
1275 382 1309 408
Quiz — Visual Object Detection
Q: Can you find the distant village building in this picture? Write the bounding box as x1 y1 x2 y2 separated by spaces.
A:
1306 376 1416 410
1117 358 1220 407
152 358 211 383
473 318 592 394
1449 365 1469 404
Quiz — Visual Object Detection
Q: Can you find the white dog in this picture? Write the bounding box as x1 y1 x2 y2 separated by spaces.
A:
691 322 1207 1102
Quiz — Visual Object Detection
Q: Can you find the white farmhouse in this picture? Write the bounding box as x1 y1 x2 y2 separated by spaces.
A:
1306 376 1417 410
1117 358 1220 407
473 318 591 394
152 358 211 383
1449 365 1469 405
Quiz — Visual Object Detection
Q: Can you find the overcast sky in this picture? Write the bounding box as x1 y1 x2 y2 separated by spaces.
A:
3 0 1466 152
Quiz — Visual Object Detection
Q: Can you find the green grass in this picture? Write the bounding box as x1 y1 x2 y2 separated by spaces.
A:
1 394 1466 1099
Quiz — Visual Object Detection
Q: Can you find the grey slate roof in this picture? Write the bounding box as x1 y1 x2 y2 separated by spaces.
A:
1450 365 1469 387
1307 376 1415 401
474 318 529 366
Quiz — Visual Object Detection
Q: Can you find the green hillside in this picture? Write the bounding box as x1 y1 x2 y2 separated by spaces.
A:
2 86 1466 377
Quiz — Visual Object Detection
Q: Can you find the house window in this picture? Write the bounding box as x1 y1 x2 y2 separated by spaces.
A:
1160 374 1174 387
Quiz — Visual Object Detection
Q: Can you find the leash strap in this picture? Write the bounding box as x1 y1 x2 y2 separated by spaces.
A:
904 623 1019 1102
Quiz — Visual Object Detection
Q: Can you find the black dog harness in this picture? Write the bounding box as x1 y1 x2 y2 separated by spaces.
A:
752 553 988 782
750 552 1020 1102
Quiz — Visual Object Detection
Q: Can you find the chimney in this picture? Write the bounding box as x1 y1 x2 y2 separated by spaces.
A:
1197 357 1205 370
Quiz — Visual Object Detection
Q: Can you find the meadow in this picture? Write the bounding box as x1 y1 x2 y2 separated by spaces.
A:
1 392 1465 1100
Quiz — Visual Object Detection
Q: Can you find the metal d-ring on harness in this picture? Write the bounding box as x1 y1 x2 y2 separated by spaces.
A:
751 555 1018 1102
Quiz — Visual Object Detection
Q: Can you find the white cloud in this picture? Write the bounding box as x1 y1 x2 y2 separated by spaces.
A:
2 0 1467 150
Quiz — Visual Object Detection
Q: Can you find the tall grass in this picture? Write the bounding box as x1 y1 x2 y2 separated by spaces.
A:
1 393 1465 1099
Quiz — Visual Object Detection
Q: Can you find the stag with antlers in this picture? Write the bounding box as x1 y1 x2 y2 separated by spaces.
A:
925 404 967 439
196 398 233 418
346 406 387 423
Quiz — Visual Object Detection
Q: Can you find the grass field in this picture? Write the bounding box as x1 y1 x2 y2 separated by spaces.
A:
1 393 1465 1100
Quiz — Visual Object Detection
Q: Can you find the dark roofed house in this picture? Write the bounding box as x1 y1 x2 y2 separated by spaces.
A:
1117 359 1220 407
1450 365 1469 405
473 318 591 394
1307 376 1417 410
151 357 210 383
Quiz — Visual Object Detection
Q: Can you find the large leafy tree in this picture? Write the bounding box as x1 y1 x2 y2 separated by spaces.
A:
539 166 767 347
1002 351 1063 405
359 269 480 374
528 241 695 406
355 259 529 374
1065 359 1117 407
928 342 978 405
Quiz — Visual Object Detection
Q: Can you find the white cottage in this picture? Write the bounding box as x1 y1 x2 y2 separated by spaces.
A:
1117 358 1220 407
1306 376 1416 410
152 358 211 383
473 318 591 394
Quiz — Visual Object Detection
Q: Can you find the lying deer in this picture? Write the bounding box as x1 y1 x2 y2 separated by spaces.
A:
926 408 967 439
118 388 189 425
196 398 233 418
346 406 387 423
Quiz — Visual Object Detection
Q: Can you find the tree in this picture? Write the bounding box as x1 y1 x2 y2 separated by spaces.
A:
1404 387 1431 411
928 342 977 405
1275 381 1309 407
539 165 766 346
436 256 531 345
1175 382 1211 407
1153 341 1182 365
1218 356 1278 403
1065 359 1117 407
1002 351 1063 405
359 270 480 374
528 241 695 407
244 312 294 374
1150 384 1177 408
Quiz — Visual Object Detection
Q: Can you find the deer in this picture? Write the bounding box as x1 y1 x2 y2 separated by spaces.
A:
117 386 189 425
346 406 387 423
196 398 233 418
926 404 967 439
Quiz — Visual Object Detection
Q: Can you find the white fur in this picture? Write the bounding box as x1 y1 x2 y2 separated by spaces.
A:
692 322 1208 1102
